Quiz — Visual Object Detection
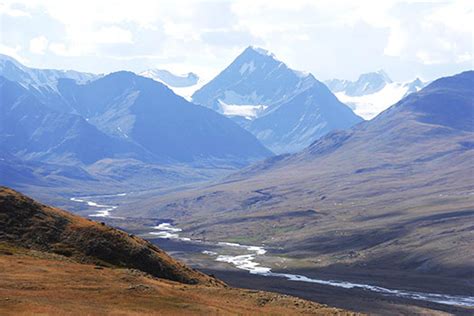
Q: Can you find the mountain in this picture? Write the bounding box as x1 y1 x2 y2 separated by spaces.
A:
56 71 272 162
0 76 143 165
192 46 362 153
0 54 98 113
0 54 97 91
0 187 351 315
248 83 363 153
140 69 199 87
125 71 474 297
326 71 426 119
192 46 316 114
0 56 272 165
326 70 392 96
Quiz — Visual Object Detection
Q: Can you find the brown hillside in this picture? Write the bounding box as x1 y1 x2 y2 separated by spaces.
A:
0 186 218 285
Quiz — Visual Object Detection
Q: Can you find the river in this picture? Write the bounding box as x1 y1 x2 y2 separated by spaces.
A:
70 194 474 308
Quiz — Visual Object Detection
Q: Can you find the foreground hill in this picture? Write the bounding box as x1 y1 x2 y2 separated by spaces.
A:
124 71 474 292
0 187 353 315
0 186 215 285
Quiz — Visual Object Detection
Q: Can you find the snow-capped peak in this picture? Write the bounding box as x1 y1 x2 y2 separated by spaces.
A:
247 45 275 58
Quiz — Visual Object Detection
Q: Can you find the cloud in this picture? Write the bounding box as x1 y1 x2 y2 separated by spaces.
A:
0 0 472 80
29 36 48 54
0 43 27 63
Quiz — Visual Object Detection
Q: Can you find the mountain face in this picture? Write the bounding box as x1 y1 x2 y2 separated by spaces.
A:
0 54 97 91
192 46 362 153
248 83 362 153
56 71 272 162
132 71 474 285
0 54 98 113
326 71 426 119
0 76 143 165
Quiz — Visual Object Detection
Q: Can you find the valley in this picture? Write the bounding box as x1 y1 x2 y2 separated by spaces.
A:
67 192 474 315
1 20 472 314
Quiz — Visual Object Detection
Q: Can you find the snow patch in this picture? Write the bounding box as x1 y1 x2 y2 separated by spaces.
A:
218 100 267 120
336 82 411 120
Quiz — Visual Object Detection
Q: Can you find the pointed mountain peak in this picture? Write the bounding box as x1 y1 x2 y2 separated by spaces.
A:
244 46 276 58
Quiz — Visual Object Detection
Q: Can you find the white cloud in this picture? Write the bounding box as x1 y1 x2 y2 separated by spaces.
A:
29 36 48 54
93 26 133 44
0 43 27 63
0 0 472 80
0 2 30 17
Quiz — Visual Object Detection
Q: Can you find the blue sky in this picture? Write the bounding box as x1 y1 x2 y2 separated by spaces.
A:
1 0 472 81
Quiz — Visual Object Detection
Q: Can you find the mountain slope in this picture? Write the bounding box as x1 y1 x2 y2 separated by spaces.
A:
124 71 474 290
0 54 97 113
57 71 272 162
0 76 144 165
249 83 363 153
0 187 352 315
192 46 362 153
0 186 216 285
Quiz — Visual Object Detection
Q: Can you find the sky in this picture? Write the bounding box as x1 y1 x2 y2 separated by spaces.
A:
0 0 472 82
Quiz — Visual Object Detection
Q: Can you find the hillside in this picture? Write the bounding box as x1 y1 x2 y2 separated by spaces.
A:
0 186 216 285
0 186 355 315
120 71 474 297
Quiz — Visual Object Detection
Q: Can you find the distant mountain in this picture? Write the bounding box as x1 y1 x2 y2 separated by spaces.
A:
326 71 426 119
0 76 143 165
0 55 272 165
140 69 199 87
57 71 272 162
139 69 203 101
248 83 362 153
326 70 392 96
0 54 98 113
135 71 474 285
0 54 97 91
192 46 362 153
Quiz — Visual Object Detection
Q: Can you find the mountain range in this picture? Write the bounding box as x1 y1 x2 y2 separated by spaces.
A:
0 56 272 167
192 46 363 153
326 70 426 119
